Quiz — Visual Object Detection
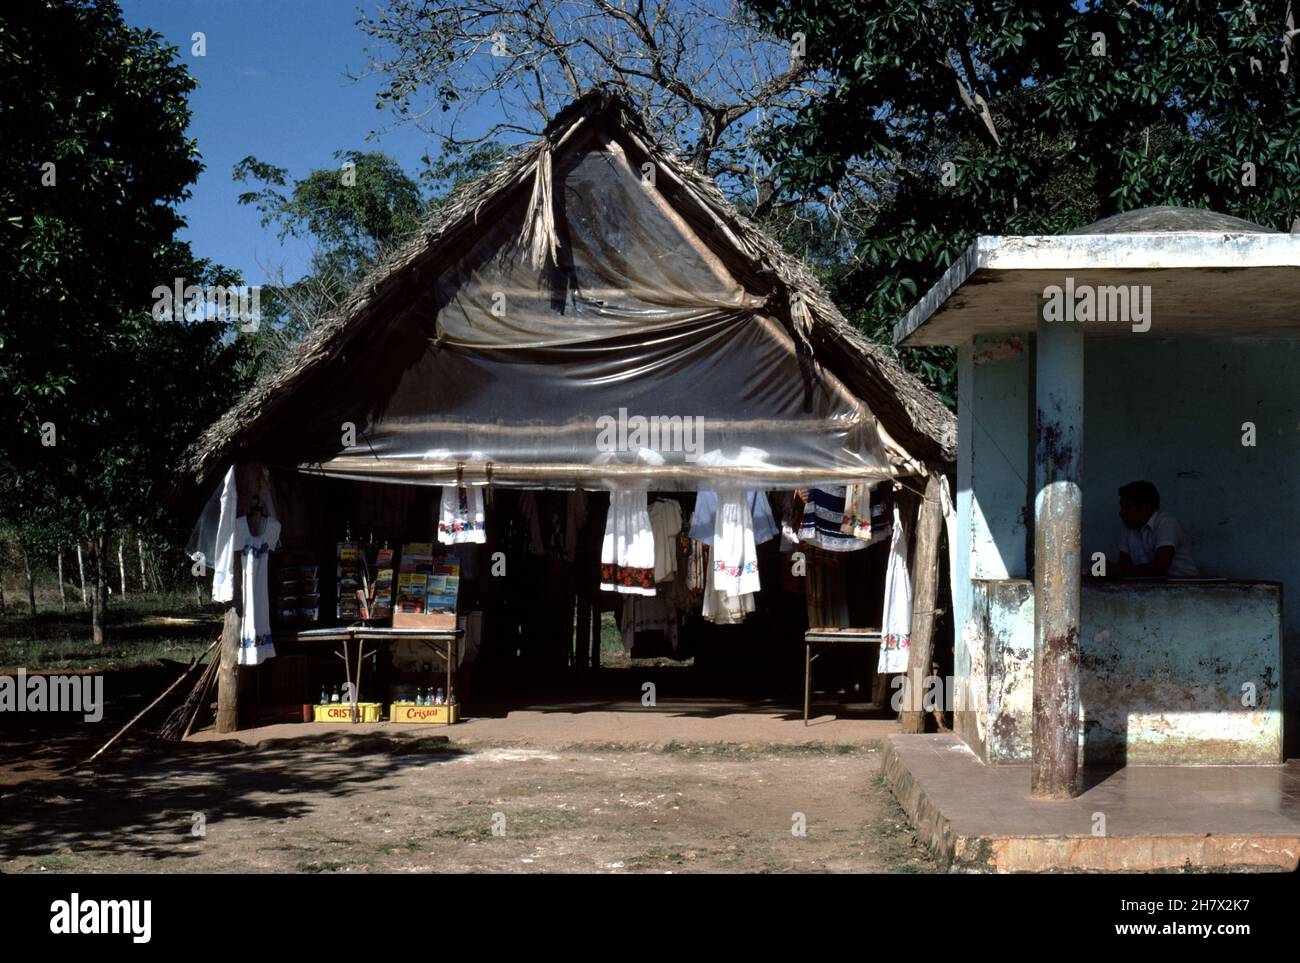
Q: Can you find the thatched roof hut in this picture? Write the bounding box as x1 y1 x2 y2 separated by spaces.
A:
183 91 955 492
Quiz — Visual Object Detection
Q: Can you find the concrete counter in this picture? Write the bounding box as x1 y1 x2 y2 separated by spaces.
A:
958 578 1283 766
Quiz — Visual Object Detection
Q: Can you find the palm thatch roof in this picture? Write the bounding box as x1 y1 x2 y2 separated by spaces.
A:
182 91 955 490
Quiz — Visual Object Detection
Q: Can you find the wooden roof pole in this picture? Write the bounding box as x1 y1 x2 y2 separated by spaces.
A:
215 461 261 733
900 471 944 733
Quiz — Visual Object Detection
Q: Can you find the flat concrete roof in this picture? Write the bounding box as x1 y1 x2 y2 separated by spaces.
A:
894 231 1300 346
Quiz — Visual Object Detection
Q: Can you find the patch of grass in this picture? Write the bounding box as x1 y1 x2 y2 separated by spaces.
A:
20 852 80 872
0 593 219 671
856 773 937 874
597 613 695 669
417 804 583 842
624 845 692 870
378 839 424 856
297 859 350 874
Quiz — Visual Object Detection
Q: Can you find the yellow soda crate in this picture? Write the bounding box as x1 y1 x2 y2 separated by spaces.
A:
390 702 459 724
313 702 381 723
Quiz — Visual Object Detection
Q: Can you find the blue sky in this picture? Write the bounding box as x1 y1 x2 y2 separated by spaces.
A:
120 0 497 285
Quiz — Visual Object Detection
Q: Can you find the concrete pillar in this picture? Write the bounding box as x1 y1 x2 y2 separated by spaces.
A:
1031 314 1083 798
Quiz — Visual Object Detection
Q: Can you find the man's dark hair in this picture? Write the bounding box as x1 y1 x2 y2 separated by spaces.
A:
1118 480 1160 510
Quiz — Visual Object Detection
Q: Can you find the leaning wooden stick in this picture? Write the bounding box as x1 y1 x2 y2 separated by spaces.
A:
83 637 220 766
178 653 221 741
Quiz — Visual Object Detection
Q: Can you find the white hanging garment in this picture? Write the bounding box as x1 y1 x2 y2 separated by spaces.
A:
649 499 682 583
620 596 679 651
437 486 487 544
939 475 958 607
877 501 912 674
600 490 656 595
236 515 281 666
211 465 238 603
702 580 756 624
712 487 761 598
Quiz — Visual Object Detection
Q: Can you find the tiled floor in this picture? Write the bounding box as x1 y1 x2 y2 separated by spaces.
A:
894 733 1300 835
885 733 1300 870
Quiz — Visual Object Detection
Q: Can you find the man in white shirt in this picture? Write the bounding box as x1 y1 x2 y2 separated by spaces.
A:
1112 480 1199 578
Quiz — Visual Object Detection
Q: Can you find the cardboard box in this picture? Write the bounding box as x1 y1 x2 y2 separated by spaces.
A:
390 703 459 724
313 702 381 723
391 611 457 630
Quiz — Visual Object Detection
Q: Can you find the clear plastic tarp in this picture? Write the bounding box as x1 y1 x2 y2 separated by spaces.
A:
242 122 896 491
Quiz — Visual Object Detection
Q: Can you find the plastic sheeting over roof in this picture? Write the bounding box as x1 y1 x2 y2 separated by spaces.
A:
227 122 902 490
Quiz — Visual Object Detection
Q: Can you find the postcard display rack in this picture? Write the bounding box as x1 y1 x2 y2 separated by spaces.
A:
308 540 462 724
275 552 321 626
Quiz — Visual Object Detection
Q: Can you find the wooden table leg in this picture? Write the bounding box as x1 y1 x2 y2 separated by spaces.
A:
341 637 356 723
804 642 811 726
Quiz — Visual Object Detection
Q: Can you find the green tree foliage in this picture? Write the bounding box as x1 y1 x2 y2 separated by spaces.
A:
747 0 1300 402
0 0 249 638
230 142 505 378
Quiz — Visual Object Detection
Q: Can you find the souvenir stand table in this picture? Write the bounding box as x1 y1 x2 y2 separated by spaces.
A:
297 625 462 724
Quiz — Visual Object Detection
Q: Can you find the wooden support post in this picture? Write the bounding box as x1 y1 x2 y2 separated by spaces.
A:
215 605 242 733
900 473 944 734
1032 311 1084 799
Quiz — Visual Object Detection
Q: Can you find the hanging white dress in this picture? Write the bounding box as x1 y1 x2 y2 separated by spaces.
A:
702 579 756 624
211 465 238 603
437 485 487 544
939 475 958 609
649 498 682 583
877 502 912 674
600 490 657 595
236 515 280 666
699 489 760 623
712 488 761 597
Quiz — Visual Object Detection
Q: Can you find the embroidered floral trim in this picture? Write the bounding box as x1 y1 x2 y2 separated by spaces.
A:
600 562 655 590
712 559 758 578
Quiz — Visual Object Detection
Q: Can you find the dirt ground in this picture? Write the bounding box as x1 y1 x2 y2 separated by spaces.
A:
0 732 935 873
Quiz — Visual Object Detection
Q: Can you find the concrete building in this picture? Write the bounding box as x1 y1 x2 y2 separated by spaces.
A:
895 207 1299 792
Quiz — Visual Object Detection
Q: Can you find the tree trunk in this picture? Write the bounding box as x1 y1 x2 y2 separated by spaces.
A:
215 605 242 733
57 543 67 610
90 533 109 644
137 536 148 593
21 540 36 613
900 473 944 734
76 542 87 606
118 538 127 598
